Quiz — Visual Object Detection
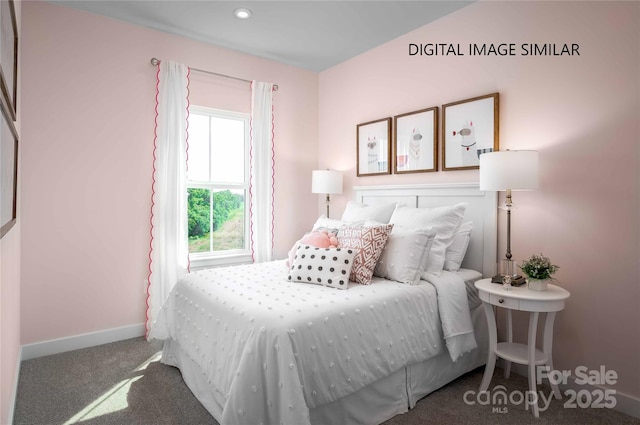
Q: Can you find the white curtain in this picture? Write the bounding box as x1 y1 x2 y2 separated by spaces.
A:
146 61 190 336
250 82 275 263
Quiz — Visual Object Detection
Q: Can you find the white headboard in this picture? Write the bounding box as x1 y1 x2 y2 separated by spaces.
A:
353 183 498 278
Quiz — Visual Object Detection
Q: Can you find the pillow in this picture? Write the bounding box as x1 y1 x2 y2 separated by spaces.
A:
374 226 435 284
389 203 467 275
312 215 356 232
300 229 339 248
341 201 397 223
444 222 473 272
286 229 339 268
337 223 393 284
287 245 356 290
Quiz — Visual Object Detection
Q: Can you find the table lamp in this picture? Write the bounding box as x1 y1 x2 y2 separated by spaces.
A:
479 150 539 284
312 169 343 218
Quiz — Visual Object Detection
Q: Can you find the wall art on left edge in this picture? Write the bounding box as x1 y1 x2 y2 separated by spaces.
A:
357 117 392 177
0 0 17 121
0 98 17 238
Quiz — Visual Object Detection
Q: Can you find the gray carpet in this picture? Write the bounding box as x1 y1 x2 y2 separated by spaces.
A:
13 337 639 425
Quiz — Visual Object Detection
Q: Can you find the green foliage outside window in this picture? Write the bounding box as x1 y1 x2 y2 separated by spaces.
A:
188 188 210 237
188 188 244 238
212 190 243 232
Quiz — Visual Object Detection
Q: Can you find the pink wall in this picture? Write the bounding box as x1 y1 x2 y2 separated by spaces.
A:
1 1 21 422
20 1 318 345
319 1 639 399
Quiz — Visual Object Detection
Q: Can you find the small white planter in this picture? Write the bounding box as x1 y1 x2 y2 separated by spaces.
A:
527 278 548 291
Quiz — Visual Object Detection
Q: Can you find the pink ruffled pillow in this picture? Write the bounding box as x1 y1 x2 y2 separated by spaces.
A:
300 229 338 248
286 229 339 267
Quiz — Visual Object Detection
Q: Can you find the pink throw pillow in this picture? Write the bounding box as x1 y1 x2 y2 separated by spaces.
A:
337 224 393 284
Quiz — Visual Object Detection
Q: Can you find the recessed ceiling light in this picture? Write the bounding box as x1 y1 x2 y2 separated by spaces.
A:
234 8 252 19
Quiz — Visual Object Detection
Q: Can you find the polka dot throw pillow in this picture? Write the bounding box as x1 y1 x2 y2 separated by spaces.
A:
288 244 356 290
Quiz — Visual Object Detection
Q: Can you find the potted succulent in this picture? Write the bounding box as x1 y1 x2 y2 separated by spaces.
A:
518 253 559 291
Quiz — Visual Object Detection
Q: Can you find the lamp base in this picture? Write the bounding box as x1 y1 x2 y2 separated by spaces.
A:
491 274 527 286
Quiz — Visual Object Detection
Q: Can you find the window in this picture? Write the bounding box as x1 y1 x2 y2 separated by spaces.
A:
187 106 251 268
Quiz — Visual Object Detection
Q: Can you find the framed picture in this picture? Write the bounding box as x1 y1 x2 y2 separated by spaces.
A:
393 107 438 174
0 97 17 238
0 0 17 121
357 117 391 176
442 92 499 171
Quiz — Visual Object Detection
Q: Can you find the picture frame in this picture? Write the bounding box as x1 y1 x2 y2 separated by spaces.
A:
442 92 499 171
357 117 391 176
0 0 17 121
393 106 438 174
0 95 18 238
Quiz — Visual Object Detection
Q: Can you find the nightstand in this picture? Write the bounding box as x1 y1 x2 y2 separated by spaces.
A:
474 278 570 417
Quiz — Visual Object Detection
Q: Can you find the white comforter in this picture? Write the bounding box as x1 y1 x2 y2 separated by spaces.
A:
151 260 475 425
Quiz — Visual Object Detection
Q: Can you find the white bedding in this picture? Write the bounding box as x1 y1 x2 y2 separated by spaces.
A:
151 260 479 425
423 270 477 361
458 268 484 310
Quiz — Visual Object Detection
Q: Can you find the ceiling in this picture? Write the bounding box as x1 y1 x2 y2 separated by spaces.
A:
52 1 473 72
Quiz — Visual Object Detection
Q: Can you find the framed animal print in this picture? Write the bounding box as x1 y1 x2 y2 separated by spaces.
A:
0 0 17 121
393 106 438 174
357 117 391 176
442 92 499 171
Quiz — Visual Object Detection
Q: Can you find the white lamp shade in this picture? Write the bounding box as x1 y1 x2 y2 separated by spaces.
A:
312 170 343 194
479 150 539 191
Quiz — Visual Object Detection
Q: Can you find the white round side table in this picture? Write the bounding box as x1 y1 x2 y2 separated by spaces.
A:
474 278 570 417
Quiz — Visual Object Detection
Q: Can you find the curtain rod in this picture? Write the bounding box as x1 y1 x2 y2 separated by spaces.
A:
150 58 279 91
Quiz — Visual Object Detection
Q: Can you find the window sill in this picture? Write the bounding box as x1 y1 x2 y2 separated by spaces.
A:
188 252 253 271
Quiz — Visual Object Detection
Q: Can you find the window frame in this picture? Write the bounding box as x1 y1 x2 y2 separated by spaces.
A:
187 106 252 270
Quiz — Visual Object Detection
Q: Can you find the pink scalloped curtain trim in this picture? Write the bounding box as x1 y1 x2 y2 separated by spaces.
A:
145 63 191 338
145 64 161 338
248 82 276 262
249 83 255 261
270 101 275 252
185 68 191 273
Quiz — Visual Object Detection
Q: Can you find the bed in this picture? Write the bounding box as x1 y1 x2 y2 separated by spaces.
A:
150 183 497 425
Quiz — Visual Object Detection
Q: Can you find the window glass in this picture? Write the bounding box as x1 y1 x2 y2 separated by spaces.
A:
211 117 245 183
187 114 210 182
187 188 211 252
186 107 249 258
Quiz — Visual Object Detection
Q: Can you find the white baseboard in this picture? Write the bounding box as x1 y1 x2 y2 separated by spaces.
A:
500 361 640 419
21 323 146 361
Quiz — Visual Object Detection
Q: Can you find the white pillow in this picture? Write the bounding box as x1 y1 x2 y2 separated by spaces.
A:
312 215 353 231
341 201 397 223
374 226 435 284
389 203 467 275
287 245 356 290
444 222 473 272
